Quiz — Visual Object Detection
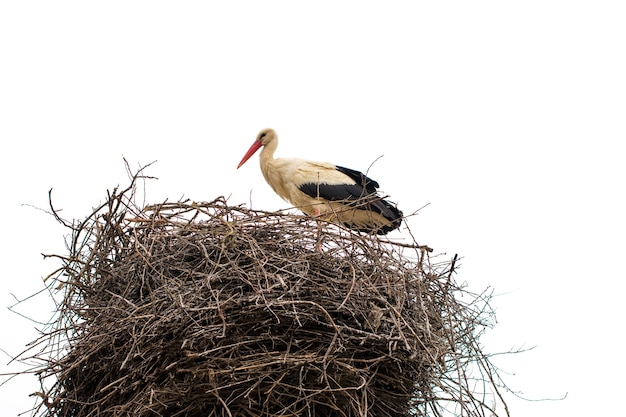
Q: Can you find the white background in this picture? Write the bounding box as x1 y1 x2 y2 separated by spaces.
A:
1 2 624 416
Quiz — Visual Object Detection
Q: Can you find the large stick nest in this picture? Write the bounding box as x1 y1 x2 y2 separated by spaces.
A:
26 169 509 417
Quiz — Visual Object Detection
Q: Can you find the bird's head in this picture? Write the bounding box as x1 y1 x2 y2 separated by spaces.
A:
257 128 276 146
237 128 277 169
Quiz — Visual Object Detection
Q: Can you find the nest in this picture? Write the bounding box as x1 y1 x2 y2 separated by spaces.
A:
25 169 509 417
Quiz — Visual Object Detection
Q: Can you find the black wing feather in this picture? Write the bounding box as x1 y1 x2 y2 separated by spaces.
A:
299 182 368 202
298 165 402 228
298 165 378 202
334 165 380 191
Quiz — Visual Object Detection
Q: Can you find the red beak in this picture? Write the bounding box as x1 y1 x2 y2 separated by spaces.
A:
237 140 263 169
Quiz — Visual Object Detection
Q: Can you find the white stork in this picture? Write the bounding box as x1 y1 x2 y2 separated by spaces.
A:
237 128 402 235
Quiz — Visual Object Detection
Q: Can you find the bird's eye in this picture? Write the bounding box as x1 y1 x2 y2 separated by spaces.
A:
259 132 267 141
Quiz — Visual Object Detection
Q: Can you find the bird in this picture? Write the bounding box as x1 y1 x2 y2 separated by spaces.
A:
237 128 402 235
